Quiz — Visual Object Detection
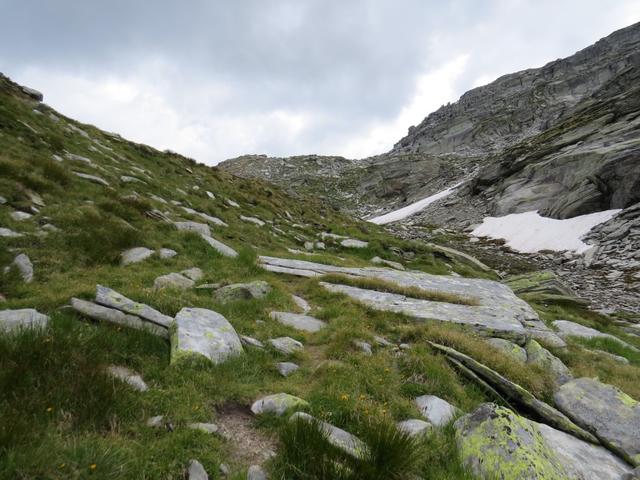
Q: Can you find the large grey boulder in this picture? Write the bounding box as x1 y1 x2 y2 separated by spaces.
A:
214 281 271 303
554 378 640 466
95 285 172 328
0 309 49 332
106 365 148 392
251 393 309 416
71 297 168 338
171 308 243 365
270 311 326 333
121 247 154 266
268 337 303 355
415 395 458 426
455 403 632 480
12 253 33 283
154 272 194 290
290 412 369 459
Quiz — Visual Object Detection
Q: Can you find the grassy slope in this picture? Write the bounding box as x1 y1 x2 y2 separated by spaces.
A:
0 75 638 479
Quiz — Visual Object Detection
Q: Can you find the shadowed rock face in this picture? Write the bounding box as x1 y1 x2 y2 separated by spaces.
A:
220 22 640 224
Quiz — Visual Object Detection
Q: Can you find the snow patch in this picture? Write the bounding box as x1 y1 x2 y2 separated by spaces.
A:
368 183 461 225
471 210 621 254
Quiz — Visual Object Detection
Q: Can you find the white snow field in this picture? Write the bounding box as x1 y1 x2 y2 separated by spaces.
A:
368 183 461 225
471 209 621 254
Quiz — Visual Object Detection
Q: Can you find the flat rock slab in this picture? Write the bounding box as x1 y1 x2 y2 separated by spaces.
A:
554 378 640 466
171 308 243 365
0 308 49 332
259 256 559 340
201 234 238 258
552 320 637 350
291 412 369 459
270 311 326 333
106 365 148 392
240 215 265 226
71 298 168 338
455 403 632 480
269 337 303 355
397 419 432 437
96 285 172 328
121 247 154 265
415 395 458 426
251 393 309 416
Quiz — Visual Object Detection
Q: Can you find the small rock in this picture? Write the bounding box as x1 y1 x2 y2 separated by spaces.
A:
187 459 209 480
181 267 204 281
270 311 326 333
415 395 458 426
290 412 368 459
353 340 373 355
241 335 264 348
219 463 230 476
11 253 34 283
158 248 177 259
292 295 311 313
276 362 299 377
240 215 265 227
121 247 155 266
371 256 405 270
154 272 194 290
340 238 369 248
525 339 573 386
188 422 219 434
247 465 267 480
10 211 32 221
95 285 173 328
0 308 49 332
251 393 309 416
486 338 527 363
269 337 303 355
0 227 23 238
374 335 394 347
73 171 109 186
146 415 164 428
201 234 238 257
226 199 240 208
397 419 432 437
106 365 148 392
214 281 271 303
174 221 211 237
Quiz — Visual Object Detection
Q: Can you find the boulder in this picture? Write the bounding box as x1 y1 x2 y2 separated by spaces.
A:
12 253 33 283
154 272 194 290
106 365 148 392
554 378 640 466
268 337 303 355
455 403 632 480
95 285 172 328
487 338 527 362
251 393 309 416
396 419 432 437
0 308 49 332
171 308 243 365
71 297 168 338
121 247 155 265
415 395 458 426
214 281 271 303
270 311 326 333
524 339 573 386
276 362 299 377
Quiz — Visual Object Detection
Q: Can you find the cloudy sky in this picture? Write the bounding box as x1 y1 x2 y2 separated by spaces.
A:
1 1 639 164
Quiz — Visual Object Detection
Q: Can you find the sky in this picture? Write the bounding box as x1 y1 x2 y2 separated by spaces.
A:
1 1 639 165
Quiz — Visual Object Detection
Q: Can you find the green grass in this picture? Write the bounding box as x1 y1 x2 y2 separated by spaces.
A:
320 274 480 306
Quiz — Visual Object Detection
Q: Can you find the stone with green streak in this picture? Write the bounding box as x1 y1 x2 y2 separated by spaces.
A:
487 337 527 362
251 393 309 416
554 377 640 466
524 339 573 386
95 285 172 328
171 307 243 365
455 403 633 479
